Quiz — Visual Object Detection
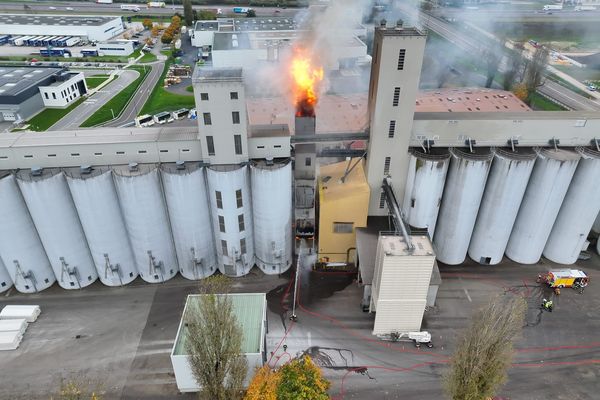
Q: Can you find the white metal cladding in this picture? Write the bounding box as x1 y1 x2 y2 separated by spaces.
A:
161 163 217 280
206 165 254 277
0 256 13 294
506 148 581 264
433 148 493 265
65 168 138 286
402 149 450 238
543 147 600 264
15 169 97 289
251 161 292 275
468 148 536 265
112 165 178 283
0 173 55 293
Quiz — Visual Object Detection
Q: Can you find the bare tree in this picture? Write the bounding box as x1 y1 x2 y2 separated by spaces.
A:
482 46 501 88
503 48 524 90
443 295 527 400
524 46 549 93
184 275 248 400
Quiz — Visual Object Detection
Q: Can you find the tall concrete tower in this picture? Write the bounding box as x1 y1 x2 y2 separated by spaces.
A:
192 67 249 165
365 21 426 215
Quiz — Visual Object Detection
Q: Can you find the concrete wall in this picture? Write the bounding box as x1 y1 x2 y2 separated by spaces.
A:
248 136 290 159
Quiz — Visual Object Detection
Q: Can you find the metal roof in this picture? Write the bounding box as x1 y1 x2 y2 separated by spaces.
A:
172 293 266 356
0 66 61 101
0 14 119 26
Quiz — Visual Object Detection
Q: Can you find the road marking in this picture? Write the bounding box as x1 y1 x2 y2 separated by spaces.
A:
463 288 472 302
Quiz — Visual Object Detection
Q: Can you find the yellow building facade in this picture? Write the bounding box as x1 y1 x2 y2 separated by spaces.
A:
317 158 370 265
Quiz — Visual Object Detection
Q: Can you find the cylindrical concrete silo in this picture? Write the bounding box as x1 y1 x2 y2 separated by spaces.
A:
402 148 450 238
0 256 13 294
113 164 178 283
468 148 537 265
543 147 600 264
0 173 55 293
506 148 580 264
207 165 254 277
251 161 293 275
65 167 138 286
161 162 217 280
433 147 493 265
16 169 97 289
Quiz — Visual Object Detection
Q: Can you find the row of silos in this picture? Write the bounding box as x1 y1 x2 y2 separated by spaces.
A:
0 161 293 293
403 146 600 266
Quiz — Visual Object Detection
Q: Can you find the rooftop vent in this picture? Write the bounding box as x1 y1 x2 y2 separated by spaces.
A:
80 165 93 174
175 160 186 170
128 162 139 172
31 167 43 176
379 19 387 28
396 19 404 28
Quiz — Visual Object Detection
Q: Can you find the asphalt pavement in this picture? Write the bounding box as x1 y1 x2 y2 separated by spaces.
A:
49 69 139 131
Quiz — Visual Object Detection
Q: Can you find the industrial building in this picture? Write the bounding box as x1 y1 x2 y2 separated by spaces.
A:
0 14 124 42
0 18 599 337
96 41 135 56
0 67 86 122
190 17 368 70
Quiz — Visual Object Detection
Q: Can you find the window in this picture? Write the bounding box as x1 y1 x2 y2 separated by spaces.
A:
216 191 223 209
397 49 406 70
206 136 215 156
379 191 386 209
52 93 56 99
138 150 147 154
203 112 212 125
218 215 226 233
221 240 228 256
238 214 245 232
333 222 354 234
230 91 238 100
200 93 209 101
159 149 168 153
94 152 102 156
383 157 391 175
393 87 400 106
116 151 125 155
232 111 240 124
388 120 396 138
236 189 243 208
44 92 49 99
305 157 311 167
24 155 33 158
240 238 246 254
234 135 242 155
71 153 80 157
47 154 56 157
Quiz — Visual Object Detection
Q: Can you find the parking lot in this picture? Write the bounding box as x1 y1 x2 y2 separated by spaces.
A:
0 250 599 399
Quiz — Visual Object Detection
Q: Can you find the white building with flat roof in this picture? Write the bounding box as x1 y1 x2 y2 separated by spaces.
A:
38 71 87 108
97 41 134 56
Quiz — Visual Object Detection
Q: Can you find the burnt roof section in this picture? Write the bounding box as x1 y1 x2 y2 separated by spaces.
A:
0 14 118 26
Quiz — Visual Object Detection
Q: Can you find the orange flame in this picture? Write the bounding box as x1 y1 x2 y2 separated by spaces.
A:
290 48 324 117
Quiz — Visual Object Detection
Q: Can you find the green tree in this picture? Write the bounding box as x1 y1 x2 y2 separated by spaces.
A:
184 276 247 400
246 9 257 17
183 0 194 27
197 9 217 20
443 295 527 400
142 18 153 31
276 356 330 400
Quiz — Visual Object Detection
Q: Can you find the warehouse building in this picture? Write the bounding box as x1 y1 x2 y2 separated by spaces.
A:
0 14 124 42
96 41 135 56
0 66 85 122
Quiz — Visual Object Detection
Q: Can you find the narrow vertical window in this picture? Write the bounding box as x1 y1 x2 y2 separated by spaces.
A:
397 49 406 70
232 111 240 124
238 214 245 232
388 120 396 138
215 191 223 209
392 87 400 106
236 189 243 208
221 240 228 256
383 157 391 175
218 215 226 233
206 136 215 156
240 238 246 254
234 135 242 155
379 191 386 209
203 112 212 125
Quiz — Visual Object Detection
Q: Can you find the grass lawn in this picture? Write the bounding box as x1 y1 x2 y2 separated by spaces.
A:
139 60 195 116
529 92 567 111
85 74 112 89
81 66 149 127
185 85 194 93
25 97 86 132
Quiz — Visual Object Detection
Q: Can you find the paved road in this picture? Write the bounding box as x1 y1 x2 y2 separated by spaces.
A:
402 6 600 111
432 7 600 22
49 69 139 131
0 1 298 16
105 62 163 127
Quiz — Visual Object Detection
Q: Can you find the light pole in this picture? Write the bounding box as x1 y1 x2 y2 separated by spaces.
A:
110 108 115 119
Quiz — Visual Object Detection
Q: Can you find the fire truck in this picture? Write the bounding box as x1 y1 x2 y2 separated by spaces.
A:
538 269 589 290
